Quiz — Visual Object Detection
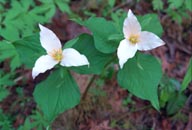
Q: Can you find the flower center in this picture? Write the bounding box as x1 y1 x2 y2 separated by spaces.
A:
129 35 139 44
49 49 63 62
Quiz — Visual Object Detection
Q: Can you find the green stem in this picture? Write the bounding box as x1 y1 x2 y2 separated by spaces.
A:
81 75 97 100
81 54 117 101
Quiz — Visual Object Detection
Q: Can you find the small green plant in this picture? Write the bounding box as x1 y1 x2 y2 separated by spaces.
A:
0 109 13 130
152 0 192 23
18 110 49 130
159 75 187 115
159 58 191 115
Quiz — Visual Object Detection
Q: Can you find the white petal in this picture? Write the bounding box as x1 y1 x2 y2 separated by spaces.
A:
60 48 89 67
39 24 62 53
123 9 141 38
137 31 165 51
32 55 58 79
117 39 138 69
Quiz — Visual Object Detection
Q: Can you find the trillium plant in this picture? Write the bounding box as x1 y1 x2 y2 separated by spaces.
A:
14 9 165 125
117 10 165 68
32 24 89 79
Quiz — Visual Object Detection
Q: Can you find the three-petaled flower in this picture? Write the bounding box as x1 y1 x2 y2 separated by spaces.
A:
117 9 165 69
32 24 89 79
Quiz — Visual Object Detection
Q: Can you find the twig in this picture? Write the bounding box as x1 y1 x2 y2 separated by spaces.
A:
108 1 131 14
115 105 151 122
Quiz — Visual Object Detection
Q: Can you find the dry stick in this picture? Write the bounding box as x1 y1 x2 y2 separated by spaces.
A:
107 1 131 14
115 105 151 122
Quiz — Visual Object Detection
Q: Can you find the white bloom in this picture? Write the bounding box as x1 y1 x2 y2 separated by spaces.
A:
117 9 165 69
32 24 89 79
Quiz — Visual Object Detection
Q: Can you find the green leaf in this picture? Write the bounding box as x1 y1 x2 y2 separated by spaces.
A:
108 0 116 7
0 0 7 4
66 34 113 74
0 71 14 87
83 17 119 53
13 34 45 68
30 4 56 23
55 0 71 14
166 93 187 115
0 109 13 130
111 10 126 33
166 9 183 24
152 0 164 10
33 68 80 121
0 25 20 41
168 0 183 9
0 41 21 71
137 14 163 37
39 0 53 3
63 36 79 48
181 58 192 92
185 0 192 11
30 111 49 129
108 34 123 41
0 88 9 102
117 53 162 110
18 118 32 130
159 76 180 107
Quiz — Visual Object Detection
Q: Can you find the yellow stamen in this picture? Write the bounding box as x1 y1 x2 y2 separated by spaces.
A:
49 49 63 62
129 35 139 44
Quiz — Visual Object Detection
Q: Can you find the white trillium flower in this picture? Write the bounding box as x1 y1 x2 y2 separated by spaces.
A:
32 24 89 79
117 9 165 69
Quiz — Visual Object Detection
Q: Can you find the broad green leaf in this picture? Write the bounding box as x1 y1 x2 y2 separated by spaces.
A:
108 34 123 41
137 14 163 37
34 68 80 121
83 17 119 53
166 93 187 115
181 58 192 92
13 34 45 68
66 34 113 74
63 36 79 48
0 41 21 71
117 53 162 110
